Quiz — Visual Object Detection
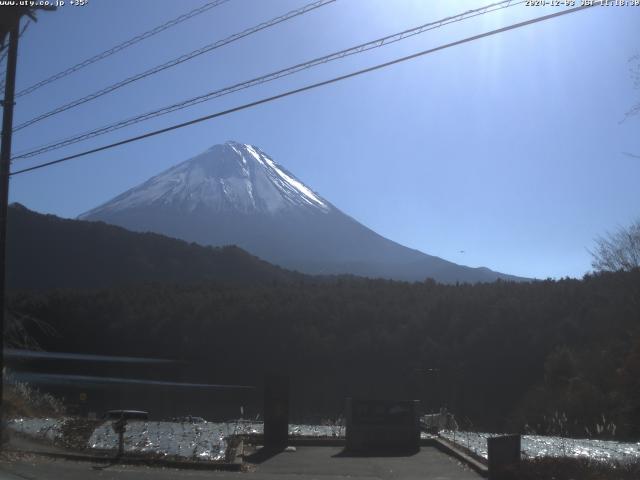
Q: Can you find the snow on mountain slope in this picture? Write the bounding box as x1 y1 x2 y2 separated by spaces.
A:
81 142 329 218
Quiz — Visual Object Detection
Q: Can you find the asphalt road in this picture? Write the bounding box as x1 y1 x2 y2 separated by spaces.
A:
0 446 482 480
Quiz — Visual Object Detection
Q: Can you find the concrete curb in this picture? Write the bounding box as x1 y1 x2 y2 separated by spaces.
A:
4 448 243 471
432 437 488 477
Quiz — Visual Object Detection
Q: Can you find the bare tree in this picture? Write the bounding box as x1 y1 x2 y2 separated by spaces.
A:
591 219 640 272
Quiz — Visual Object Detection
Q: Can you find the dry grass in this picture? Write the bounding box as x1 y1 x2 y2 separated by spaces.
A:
2 370 64 419
55 418 103 451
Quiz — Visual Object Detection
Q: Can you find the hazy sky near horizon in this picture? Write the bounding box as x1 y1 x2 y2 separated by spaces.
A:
6 0 640 280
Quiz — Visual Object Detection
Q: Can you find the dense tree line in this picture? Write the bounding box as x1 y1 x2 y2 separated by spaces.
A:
8 269 640 438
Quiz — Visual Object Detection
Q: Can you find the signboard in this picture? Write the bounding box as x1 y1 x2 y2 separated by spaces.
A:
346 398 420 452
488 434 521 480
352 400 416 426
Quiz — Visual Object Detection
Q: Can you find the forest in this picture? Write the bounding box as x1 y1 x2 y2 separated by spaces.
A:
8 268 640 438
6 205 640 438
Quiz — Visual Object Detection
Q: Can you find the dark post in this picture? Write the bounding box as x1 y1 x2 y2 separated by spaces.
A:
0 17 20 445
345 397 353 447
487 434 521 480
111 417 127 458
263 375 289 449
118 429 125 457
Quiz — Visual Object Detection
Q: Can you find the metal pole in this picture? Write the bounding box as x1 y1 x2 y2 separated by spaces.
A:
118 430 124 457
0 18 20 443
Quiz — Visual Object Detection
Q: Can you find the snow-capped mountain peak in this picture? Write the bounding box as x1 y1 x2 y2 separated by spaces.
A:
79 140 526 284
80 141 330 218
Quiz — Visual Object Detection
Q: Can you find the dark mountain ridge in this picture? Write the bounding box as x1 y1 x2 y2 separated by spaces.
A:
6 203 302 290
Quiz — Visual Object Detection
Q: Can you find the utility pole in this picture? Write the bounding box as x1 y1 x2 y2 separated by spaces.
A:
0 5 54 445
0 11 22 446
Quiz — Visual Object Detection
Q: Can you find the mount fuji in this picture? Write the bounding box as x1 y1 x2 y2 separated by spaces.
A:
80 141 525 283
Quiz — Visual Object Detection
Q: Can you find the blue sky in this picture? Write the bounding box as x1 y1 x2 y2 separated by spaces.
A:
5 0 640 280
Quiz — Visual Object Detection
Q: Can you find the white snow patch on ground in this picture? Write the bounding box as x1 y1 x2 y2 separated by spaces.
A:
440 430 640 463
14 418 640 464
8 418 344 461
8 417 65 443
89 421 229 461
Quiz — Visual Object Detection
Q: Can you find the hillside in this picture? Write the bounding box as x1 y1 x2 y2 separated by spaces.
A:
6 203 302 290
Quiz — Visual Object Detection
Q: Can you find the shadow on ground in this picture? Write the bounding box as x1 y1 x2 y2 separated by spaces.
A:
244 447 284 464
332 447 420 458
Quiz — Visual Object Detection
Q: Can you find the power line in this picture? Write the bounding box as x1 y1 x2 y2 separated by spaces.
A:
10 2 599 177
13 0 524 160
12 0 336 132
11 0 231 98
